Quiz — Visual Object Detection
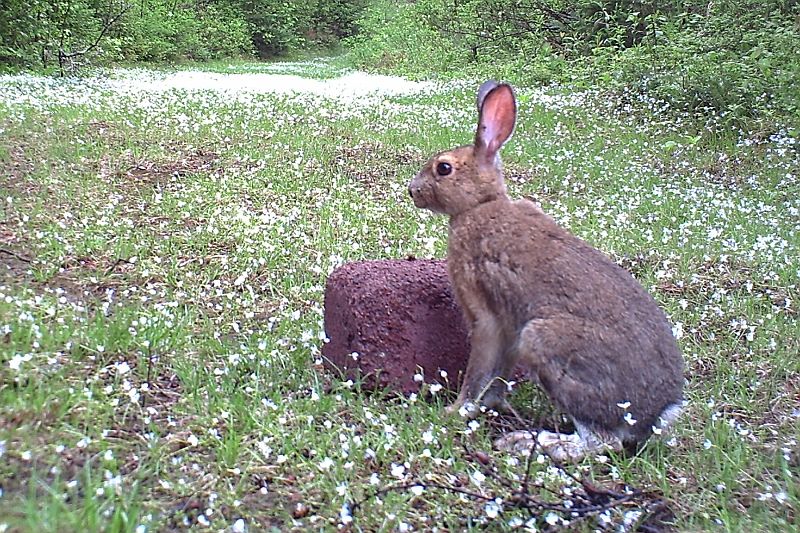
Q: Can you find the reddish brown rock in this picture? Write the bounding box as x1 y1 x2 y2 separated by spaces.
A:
322 258 470 393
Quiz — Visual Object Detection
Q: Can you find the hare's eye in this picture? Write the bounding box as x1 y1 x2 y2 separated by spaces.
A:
436 162 453 176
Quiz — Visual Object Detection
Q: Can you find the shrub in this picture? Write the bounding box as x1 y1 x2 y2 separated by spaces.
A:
197 4 253 60
236 0 367 57
590 3 800 127
0 0 366 69
345 0 458 75
117 4 199 62
346 0 800 129
0 0 107 70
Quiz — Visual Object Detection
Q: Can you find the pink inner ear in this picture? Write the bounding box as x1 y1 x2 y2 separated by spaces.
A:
477 85 516 158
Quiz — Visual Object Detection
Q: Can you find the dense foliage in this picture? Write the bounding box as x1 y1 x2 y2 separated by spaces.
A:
347 0 800 129
0 0 367 70
1 0 797 128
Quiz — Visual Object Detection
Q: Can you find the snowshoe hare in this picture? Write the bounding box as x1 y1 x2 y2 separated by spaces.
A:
408 81 684 461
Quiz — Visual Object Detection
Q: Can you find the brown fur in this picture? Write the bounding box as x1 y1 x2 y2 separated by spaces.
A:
409 81 684 447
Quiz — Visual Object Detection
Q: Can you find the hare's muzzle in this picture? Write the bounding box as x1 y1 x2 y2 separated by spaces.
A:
408 178 419 202
408 183 427 209
408 184 420 205
409 184 424 201
408 172 429 209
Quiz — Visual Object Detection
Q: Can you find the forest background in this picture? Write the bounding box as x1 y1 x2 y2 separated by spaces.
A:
1 0 798 131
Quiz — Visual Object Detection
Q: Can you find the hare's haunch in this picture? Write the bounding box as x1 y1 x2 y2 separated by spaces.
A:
409 81 684 460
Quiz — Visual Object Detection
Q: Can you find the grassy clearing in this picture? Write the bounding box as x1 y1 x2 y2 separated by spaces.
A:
0 64 798 531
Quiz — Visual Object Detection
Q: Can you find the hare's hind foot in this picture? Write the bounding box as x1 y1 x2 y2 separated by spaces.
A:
494 424 622 462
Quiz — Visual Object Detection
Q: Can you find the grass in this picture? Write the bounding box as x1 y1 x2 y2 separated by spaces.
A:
0 61 798 531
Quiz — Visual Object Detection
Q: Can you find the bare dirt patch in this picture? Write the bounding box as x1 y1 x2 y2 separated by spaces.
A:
0 246 33 284
85 119 127 147
0 136 42 197
0 246 144 306
505 161 546 187
2 357 192 511
98 145 222 193
335 140 423 196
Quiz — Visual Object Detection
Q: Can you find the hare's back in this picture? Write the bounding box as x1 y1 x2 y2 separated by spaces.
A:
464 199 672 336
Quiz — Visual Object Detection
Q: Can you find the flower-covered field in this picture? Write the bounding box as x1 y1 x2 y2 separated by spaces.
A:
0 62 797 531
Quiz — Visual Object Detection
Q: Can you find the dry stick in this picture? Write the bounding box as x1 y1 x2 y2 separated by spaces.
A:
521 437 536 497
351 481 497 511
477 459 647 517
474 413 663 516
103 256 132 276
511 417 643 504
0 248 32 263
349 476 644 519
350 388 664 525
463 439 612 512
350 431 655 526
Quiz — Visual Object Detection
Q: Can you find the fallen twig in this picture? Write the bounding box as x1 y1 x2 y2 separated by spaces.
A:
0 248 32 263
348 413 672 529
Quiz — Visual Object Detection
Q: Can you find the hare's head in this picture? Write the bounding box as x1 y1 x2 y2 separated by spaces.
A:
409 81 517 217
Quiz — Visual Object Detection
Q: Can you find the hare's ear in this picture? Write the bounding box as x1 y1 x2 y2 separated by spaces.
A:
474 81 516 165
476 80 500 112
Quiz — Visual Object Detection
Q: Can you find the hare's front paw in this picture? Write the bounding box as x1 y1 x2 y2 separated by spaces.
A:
445 399 480 418
494 430 587 462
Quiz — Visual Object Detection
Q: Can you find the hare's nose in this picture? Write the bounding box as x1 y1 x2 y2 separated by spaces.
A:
408 186 414 199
